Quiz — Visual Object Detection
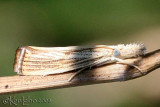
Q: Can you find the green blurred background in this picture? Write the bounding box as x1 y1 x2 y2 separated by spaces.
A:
0 0 160 107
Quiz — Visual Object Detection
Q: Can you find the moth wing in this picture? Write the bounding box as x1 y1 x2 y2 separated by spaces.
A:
15 45 113 75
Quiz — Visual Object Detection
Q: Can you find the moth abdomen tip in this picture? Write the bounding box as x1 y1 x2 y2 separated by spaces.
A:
13 46 26 74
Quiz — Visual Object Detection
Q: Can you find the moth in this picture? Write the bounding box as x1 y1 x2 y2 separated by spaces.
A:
14 43 146 81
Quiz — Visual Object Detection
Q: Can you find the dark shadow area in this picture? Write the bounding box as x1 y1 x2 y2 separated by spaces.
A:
72 46 95 82
143 49 160 57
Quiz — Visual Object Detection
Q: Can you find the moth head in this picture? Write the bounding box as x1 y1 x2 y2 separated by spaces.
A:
112 43 146 58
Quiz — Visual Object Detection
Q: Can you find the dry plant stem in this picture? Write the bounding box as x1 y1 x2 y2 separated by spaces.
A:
0 49 160 95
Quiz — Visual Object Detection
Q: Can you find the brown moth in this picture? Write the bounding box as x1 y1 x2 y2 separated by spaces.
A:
14 44 146 81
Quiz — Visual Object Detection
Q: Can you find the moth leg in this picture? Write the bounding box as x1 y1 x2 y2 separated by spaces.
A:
111 57 144 75
91 57 111 67
68 68 86 82
68 57 113 82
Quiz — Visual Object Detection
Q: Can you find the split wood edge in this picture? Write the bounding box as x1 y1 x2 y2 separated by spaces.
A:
0 49 160 94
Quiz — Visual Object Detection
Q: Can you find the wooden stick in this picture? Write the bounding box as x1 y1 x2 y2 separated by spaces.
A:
0 49 160 94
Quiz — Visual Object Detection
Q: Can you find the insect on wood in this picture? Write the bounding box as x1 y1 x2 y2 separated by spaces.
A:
14 44 146 81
